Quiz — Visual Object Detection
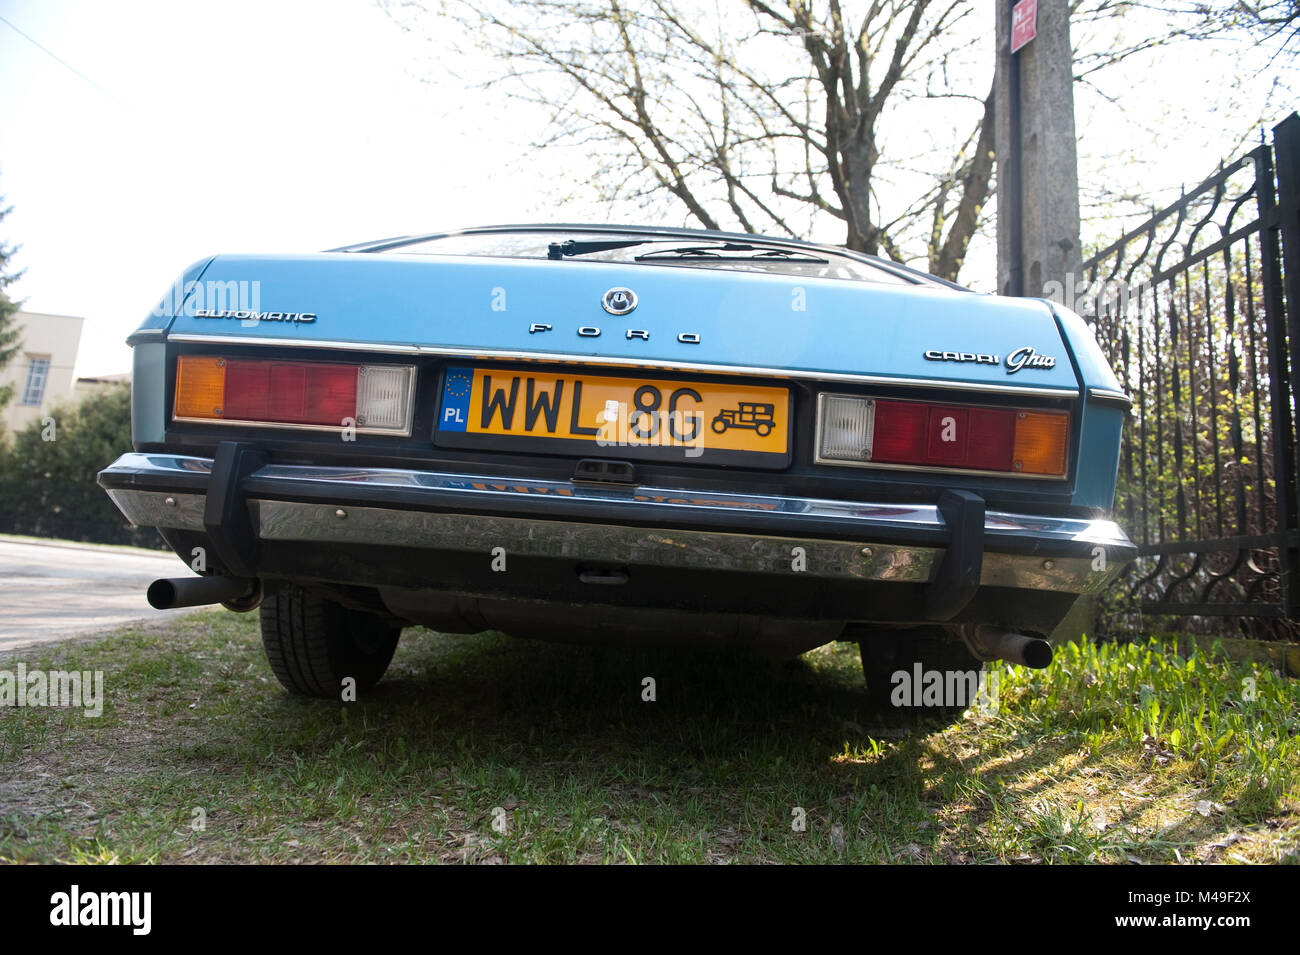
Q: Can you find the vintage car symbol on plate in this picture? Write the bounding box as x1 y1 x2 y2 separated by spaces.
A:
601 287 637 315
711 402 776 437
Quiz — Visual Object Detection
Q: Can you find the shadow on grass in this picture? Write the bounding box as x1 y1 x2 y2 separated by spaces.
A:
259 631 941 762
5 618 1289 863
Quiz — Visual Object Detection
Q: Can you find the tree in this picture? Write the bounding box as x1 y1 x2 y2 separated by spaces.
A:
389 0 991 277
383 0 1295 282
0 384 160 547
1078 1 1300 56
0 187 23 412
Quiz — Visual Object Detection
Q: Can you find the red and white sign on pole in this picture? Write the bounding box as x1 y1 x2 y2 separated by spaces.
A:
1010 0 1037 54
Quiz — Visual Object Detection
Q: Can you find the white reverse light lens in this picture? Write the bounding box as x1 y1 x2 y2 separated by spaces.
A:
819 395 874 461
356 365 413 431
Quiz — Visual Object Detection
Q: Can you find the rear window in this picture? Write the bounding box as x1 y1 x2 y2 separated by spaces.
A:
386 231 918 285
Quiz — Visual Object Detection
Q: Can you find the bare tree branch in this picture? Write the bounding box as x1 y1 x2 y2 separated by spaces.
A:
381 0 1293 281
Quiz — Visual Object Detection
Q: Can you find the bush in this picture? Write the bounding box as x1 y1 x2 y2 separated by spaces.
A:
0 384 165 548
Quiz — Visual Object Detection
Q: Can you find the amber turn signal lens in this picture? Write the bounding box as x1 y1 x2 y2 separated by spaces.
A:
1013 411 1070 476
174 356 226 419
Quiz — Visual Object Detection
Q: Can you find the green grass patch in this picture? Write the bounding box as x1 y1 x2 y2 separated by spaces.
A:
0 613 1296 863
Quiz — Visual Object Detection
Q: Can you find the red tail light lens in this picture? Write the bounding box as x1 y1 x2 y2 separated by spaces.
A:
223 360 359 426
817 393 1069 478
869 399 927 462
174 356 414 434
966 408 1017 471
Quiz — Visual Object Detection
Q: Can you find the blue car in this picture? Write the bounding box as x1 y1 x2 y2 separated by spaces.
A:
98 224 1135 702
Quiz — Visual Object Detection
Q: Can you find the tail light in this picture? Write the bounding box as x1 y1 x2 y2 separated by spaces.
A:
816 393 1069 478
173 355 415 435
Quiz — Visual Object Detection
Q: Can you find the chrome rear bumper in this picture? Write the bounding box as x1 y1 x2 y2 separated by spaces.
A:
100 451 1133 595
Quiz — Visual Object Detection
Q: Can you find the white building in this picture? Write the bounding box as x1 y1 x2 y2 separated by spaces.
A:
0 311 86 434
75 372 131 400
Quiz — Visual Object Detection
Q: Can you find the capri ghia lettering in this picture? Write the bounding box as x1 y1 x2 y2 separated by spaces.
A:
922 348 1057 373
923 350 1000 365
1004 346 1057 374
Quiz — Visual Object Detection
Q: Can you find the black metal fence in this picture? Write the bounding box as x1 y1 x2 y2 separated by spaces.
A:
1084 113 1300 639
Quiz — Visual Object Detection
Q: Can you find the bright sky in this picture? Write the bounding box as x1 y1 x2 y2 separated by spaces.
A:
0 0 1295 377
0 0 576 377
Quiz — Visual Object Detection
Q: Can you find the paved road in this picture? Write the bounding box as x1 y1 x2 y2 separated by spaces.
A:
0 536 200 651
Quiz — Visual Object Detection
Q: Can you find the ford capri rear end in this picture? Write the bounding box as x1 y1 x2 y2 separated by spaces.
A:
98 225 1135 702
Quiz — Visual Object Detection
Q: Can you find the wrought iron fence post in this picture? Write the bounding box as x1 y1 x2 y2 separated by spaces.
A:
1092 112 1300 633
1262 113 1300 618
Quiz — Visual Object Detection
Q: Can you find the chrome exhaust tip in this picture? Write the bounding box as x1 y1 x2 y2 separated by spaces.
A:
147 576 259 611
959 625 1054 669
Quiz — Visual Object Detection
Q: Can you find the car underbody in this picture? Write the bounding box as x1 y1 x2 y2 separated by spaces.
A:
102 448 1131 660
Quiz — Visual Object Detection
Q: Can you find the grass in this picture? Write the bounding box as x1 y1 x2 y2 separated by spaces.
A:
0 612 1297 864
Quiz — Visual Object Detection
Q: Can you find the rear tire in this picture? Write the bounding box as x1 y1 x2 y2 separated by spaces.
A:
853 626 984 716
259 587 401 698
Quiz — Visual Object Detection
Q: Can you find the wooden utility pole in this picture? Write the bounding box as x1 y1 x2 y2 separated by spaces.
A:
996 0 1091 642
996 0 1081 300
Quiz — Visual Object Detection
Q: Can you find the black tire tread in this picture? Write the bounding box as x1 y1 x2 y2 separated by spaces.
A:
259 588 400 698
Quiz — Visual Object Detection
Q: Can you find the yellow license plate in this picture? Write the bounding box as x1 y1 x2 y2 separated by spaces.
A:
436 365 790 466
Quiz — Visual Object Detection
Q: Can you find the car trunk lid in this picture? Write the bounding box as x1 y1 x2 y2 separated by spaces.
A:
164 252 1080 395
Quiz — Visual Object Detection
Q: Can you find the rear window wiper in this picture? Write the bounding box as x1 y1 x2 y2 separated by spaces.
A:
545 238 832 263
634 243 828 263
547 239 651 259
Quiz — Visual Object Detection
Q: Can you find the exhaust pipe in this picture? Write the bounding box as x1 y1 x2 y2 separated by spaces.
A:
960 625 1054 669
147 576 258 611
